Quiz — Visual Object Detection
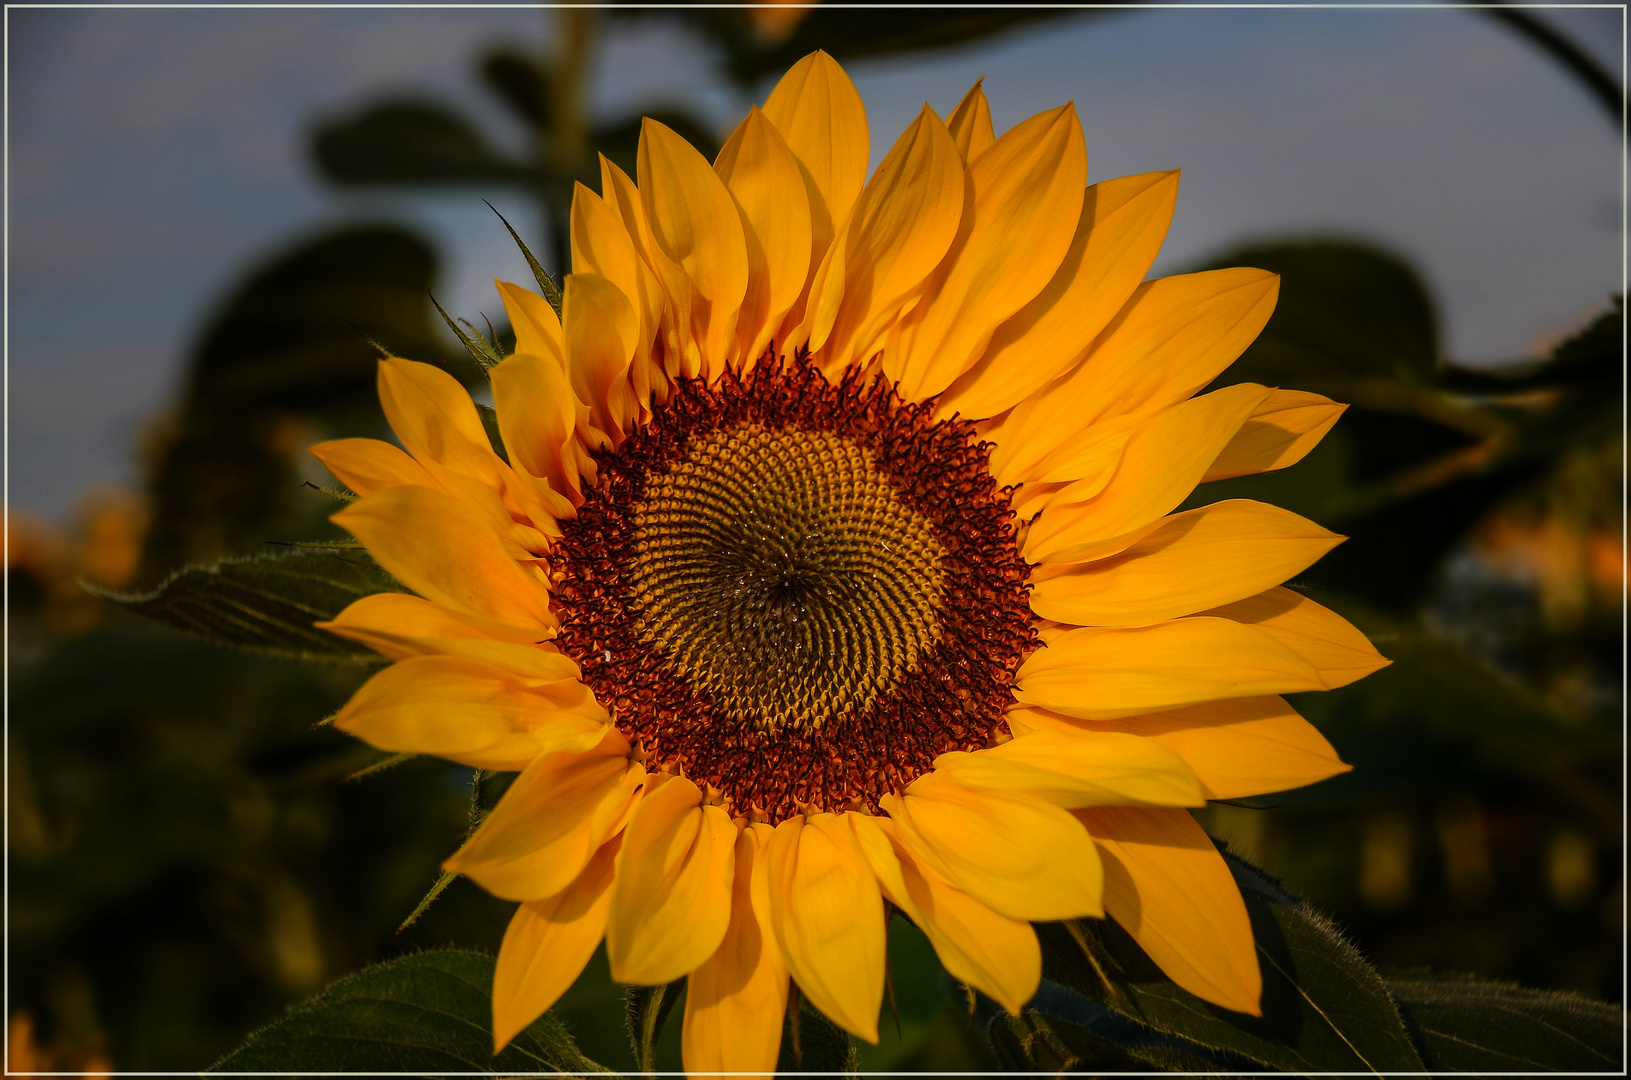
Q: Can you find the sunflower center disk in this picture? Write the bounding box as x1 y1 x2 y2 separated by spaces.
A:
550 359 1037 821
630 423 945 732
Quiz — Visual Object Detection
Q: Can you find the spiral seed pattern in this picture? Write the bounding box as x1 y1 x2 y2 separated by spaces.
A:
630 423 944 732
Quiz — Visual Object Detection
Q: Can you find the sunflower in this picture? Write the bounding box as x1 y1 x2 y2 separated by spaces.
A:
311 51 1386 1075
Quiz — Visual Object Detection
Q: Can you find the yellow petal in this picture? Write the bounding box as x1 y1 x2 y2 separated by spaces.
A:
801 105 964 370
607 777 737 985
1007 697 1351 801
850 813 1039 1016
444 730 644 901
1203 389 1348 482
491 350 584 503
1023 383 1271 563
765 813 885 1043
563 273 641 442
946 79 995 162
571 179 665 350
1076 806 1262 1016
715 106 813 363
321 592 546 656
492 836 620 1053
1029 499 1345 625
376 357 493 476
941 170 1179 422
640 118 749 374
882 772 1103 922
1200 587 1391 689
602 153 695 381
891 103 1088 402
332 485 556 632
990 268 1278 484
931 728 1205 809
333 655 604 770
761 50 868 265
497 279 565 363
682 824 788 1080
1014 617 1325 721
309 437 435 497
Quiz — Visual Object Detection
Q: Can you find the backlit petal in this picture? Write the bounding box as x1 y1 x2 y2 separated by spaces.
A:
1029 499 1344 625
640 119 749 375
766 813 885 1043
946 80 995 161
891 103 1087 401
492 837 620 1052
607 777 737 985
491 350 584 502
444 729 644 901
497 280 565 363
1076 807 1262 1016
1007 697 1350 801
851 814 1039 1016
332 485 556 631
321 592 546 656
761 50 868 265
1201 587 1390 689
1014 617 1325 720
932 728 1205 809
309 437 435 496
941 170 1179 421
682 824 788 1080
1023 384 1271 563
1203 389 1348 482
563 273 641 442
883 772 1103 922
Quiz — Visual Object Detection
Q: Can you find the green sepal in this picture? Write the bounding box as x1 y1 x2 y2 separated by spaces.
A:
777 991 860 1075
207 949 609 1073
430 291 504 370
486 199 563 317
625 981 682 1075
88 547 407 663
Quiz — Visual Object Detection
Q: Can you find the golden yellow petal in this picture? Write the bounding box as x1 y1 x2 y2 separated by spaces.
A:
765 813 885 1043
639 118 749 375
491 350 585 503
492 836 620 1053
1200 587 1391 689
1203 390 1348 482
563 273 640 443
308 437 435 497
715 106 814 364
602 153 695 380
946 79 996 162
681 825 789 1080
333 485 556 632
801 105 964 370
1007 697 1350 801
942 170 1179 422
761 50 868 266
444 729 644 901
990 267 1277 484
332 655 604 771
891 103 1088 402
1013 617 1325 720
607 777 737 985
849 814 1039 1016
570 181 665 416
497 280 565 363
320 592 545 656
1023 384 1271 563
1076 807 1262 1016
376 357 493 473
932 728 1205 809
883 772 1103 922
1029 499 1345 625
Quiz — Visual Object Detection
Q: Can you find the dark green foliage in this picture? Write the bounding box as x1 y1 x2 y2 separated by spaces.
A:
90 547 405 663
1036 851 1426 1073
481 48 549 128
314 100 529 186
210 950 608 1074
777 991 861 1076
1390 973 1624 1071
624 981 681 1075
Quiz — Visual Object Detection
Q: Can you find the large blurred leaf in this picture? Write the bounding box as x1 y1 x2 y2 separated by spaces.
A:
314 99 528 187
94 547 404 663
1039 850 1425 1072
210 949 608 1073
1390 973 1623 1072
481 48 549 129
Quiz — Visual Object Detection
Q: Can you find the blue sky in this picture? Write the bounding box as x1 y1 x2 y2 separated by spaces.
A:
7 5 1623 521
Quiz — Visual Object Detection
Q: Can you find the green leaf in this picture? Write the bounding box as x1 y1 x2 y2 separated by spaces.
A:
481 47 550 129
91 547 406 663
1389 973 1623 1072
1038 849 1426 1073
209 949 609 1073
624 981 681 1075
313 99 529 187
988 1010 1156 1073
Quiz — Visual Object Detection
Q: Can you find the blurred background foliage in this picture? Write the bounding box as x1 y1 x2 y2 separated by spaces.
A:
6 5 1622 1072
